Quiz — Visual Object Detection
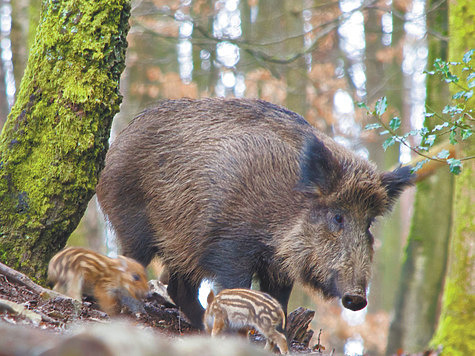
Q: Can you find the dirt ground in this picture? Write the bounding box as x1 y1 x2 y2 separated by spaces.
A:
0 269 324 355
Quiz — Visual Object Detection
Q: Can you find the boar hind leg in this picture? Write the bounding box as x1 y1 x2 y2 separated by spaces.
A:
167 273 204 329
110 208 159 267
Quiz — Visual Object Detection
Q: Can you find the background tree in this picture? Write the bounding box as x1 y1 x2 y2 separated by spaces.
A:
0 0 131 282
368 0 410 314
430 0 475 354
386 0 452 353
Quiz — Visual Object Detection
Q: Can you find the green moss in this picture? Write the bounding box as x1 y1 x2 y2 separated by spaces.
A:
430 147 475 355
430 96 474 350
430 2 475 349
0 0 131 282
432 0 475 355
448 0 475 108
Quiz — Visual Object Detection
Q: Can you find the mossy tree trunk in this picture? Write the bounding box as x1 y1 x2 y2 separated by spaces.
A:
0 0 131 283
430 141 474 356
386 1 452 354
430 1 475 354
386 173 453 354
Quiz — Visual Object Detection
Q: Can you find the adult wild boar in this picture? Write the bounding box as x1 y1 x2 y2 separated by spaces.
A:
96 98 414 328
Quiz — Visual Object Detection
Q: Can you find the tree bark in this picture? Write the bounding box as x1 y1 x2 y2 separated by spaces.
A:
430 2 475 353
386 171 453 354
429 140 474 356
386 1 451 353
283 0 306 116
368 0 407 314
0 0 131 283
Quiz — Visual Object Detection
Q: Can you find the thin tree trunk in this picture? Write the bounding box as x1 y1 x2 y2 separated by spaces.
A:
283 0 306 116
10 0 40 93
386 171 453 354
368 0 407 314
0 0 131 283
386 1 451 353
0 46 9 128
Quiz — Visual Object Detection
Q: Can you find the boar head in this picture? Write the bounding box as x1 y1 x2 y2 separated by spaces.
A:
277 135 414 311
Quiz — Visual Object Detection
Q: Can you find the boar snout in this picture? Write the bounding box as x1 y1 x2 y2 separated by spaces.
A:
342 293 367 311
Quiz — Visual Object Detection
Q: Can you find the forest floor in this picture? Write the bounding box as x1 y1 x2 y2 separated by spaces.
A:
0 265 326 355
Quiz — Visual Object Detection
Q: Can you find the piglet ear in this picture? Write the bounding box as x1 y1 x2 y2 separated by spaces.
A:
297 134 339 195
117 256 128 272
381 166 416 206
207 290 215 305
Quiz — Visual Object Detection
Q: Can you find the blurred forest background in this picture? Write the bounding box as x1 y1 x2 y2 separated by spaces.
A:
1 0 472 355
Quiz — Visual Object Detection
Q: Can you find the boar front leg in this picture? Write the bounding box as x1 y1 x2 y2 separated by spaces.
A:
200 241 255 291
258 269 293 316
167 272 204 329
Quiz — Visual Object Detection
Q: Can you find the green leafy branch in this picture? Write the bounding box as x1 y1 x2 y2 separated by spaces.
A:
359 49 475 175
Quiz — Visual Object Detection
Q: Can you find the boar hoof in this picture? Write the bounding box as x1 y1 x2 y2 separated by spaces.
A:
342 294 367 311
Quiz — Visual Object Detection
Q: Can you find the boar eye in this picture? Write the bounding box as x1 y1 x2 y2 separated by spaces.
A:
333 214 344 225
132 273 141 281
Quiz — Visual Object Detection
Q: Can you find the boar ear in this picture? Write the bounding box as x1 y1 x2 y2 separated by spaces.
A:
297 135 339 194
381 166 415 206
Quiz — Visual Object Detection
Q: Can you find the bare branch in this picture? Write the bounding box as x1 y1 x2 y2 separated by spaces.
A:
130 1 382 67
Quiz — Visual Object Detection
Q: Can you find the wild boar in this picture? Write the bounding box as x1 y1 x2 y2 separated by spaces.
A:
96 98 414 327
48 247 149 315
204 288 288 354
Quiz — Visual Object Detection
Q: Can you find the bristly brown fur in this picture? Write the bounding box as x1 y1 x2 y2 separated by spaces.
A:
96 98 414 327
48 247 149 315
